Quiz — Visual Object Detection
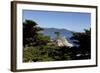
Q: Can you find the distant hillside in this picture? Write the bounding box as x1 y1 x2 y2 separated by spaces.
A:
40 28 74 43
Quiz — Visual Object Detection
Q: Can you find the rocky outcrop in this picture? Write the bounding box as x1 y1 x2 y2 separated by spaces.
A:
54 36 73 47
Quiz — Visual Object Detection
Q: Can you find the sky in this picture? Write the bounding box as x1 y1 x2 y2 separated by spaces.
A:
23 10 91 32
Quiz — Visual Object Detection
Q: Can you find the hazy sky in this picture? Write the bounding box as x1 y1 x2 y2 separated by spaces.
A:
23 10 91 32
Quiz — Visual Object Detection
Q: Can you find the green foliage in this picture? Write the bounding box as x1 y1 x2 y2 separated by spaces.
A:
54 32 60 38
23 20 43 46
23 45 72 62
71 28 91 59
36 34 51 45
23 19 91 62
23 46 55 62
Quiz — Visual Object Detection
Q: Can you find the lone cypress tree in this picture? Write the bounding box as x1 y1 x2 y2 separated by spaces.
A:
54 32 60 39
